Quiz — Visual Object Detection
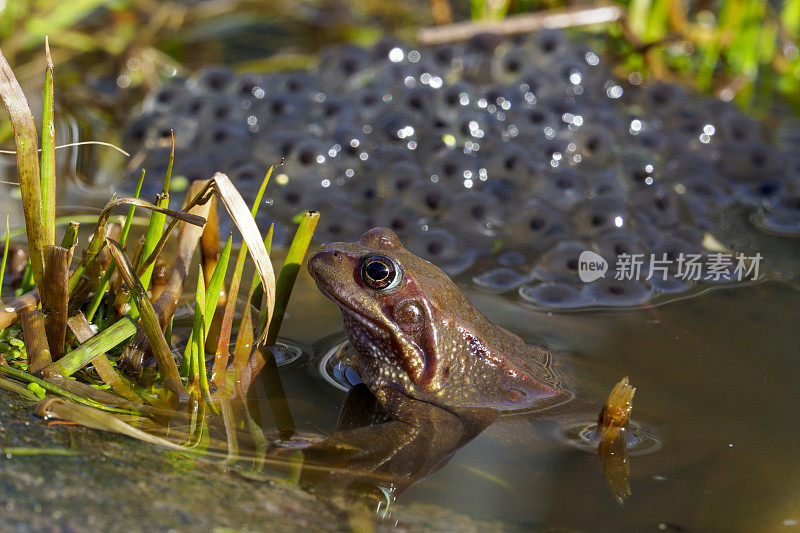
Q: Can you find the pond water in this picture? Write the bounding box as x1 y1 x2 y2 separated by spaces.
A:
269 265 800 531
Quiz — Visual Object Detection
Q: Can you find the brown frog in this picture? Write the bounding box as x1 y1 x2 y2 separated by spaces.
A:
301 227 567 502
307 226 563 416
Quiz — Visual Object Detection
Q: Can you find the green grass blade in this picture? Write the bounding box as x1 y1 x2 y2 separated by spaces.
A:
105 237 188 402
783 0 800 37
192 265 214 408
0 215 9 301
0 364 142 415
204 234 232 336
263 211 319 346
42 317 136 378
0 48 45 289
135 134 174 296
40 38 56 248
85 169 145 323
59 221 79 250
135 193 169 297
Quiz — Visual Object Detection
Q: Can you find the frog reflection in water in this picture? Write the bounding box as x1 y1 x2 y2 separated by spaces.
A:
301 227 570 503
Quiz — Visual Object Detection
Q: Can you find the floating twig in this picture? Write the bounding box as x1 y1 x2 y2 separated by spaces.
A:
417 5 625 45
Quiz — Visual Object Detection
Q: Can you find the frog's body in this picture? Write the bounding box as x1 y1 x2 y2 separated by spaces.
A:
308 227 563 416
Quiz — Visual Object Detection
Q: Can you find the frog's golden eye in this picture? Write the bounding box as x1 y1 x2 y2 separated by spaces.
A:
360 255 402 291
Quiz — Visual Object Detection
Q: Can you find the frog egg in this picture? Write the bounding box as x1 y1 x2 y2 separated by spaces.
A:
587 279 651 307
531 241 592 282
229 160 266 187
253 93 306 125
497 249 529 267
198 122 253 160
518 281 588 309
372 159 422 197
406 227 477 275
177 93 209 119
228 73 272 101
460 33 502 82
145 115 200 152
144 84 190 114
753 189 800 236
315 206 373 243
775 119 800 151
281 71 319 96
402 181 454 217
640 81 687 116
631 187 680 227
485 141 538 187
574 124 618 169
133 146 173 194
534 168 587 211
427 43 459 74
730 175 787 206
528 136 571 170
328 123 372 167
491 44 532 84
311 97 359 127
253 128 305 164
199 95 246 124
282 138 332 178
678 178 732 222
444 191 504 241
433 81 476 123
318 45 371 88
473 267 528 293
122 112 157 153
505 198 568 252
616 149 661 190
396 86 438 119
713 103 762 143
188 66 235 94
172 154 218 186
474 178 515 203
596 231 648 263
514 105 559 139
342 174 381 205
374 111 419 147
370 37 405 63
664 102 713 138
571 197 629 238
479 85 518 112
528 29 571 63
270 180 318 219
716 142 787 183
427 148 479 187
370 200 423 238
585 169 625 198
648 237 698 277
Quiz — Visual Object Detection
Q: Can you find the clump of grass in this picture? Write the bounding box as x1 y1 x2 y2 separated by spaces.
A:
0 43 319 455
437 0 800 114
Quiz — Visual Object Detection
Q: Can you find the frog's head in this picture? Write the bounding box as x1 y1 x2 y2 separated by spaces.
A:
308 227 561 412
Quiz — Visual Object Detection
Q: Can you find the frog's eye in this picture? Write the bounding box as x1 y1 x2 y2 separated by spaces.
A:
360 255 402 291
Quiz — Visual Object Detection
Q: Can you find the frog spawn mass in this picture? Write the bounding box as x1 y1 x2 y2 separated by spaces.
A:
123 30 800 309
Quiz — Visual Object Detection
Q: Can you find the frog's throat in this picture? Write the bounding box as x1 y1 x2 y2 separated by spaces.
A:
338 304 432 390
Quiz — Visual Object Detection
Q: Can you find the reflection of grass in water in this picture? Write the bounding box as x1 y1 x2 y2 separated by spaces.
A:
0 45 319 460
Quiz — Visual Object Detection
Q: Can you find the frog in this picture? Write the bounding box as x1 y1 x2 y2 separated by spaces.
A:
301 226 569 502
307 226 564 417
302 227 635 507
